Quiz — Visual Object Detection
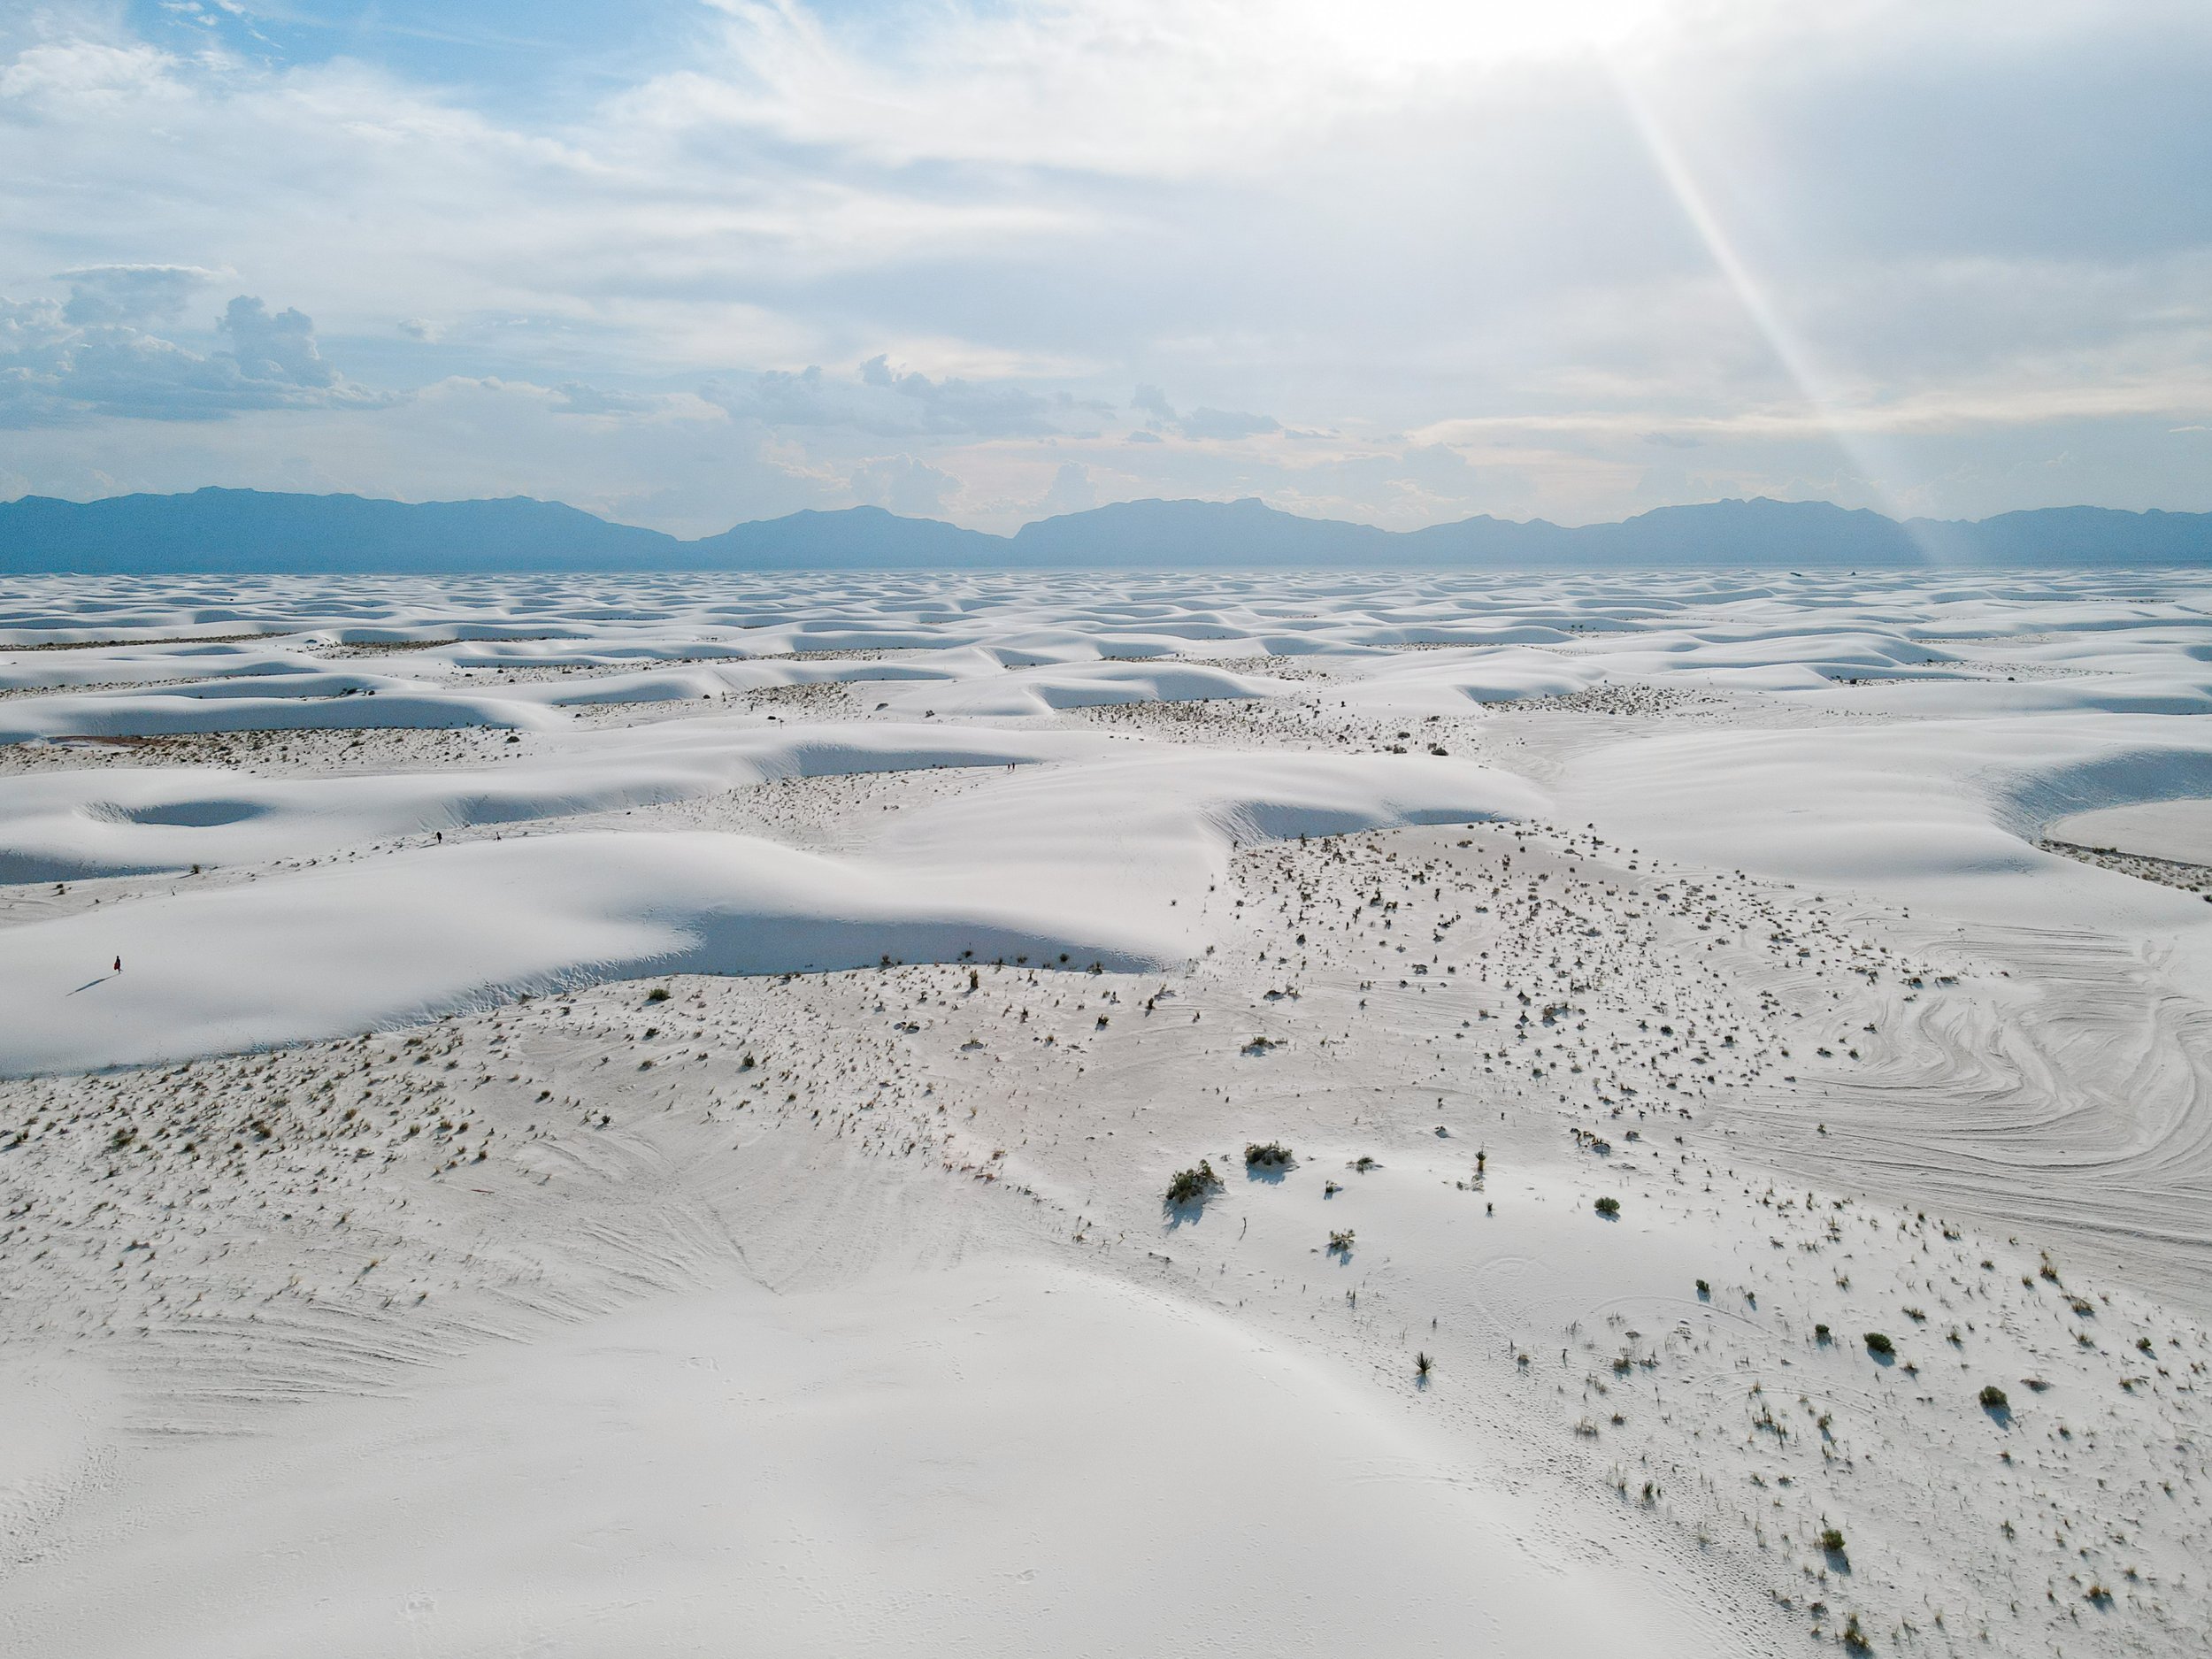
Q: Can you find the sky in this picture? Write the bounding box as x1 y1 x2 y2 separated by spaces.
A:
2 0 2208 536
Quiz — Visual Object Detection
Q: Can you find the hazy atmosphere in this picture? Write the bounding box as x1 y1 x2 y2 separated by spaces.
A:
5 0 2210 533
8 10 2212 1659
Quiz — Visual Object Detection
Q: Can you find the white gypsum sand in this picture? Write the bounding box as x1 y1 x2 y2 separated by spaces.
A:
4 568 2212 1656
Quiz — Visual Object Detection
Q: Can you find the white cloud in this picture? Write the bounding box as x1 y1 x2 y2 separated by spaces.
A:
60 264 219 326
850 453 959 517
0 288 387 426
0 0 2207 521
1035 460 1096 517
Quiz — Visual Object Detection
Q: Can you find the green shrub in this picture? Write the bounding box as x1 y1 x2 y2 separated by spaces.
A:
1820 1527 1847 1554
1165 1161 1222 1205
1979 1384 2008 1409
1864 1332 1894 1356
646 987 670 1002
1594 1196 1621 1217
1244 1141 1294 1167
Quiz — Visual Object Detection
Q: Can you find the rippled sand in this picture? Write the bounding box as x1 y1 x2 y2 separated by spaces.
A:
4 568 2211 1657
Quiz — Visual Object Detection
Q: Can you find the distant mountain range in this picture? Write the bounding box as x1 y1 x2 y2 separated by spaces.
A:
4 488 2209 572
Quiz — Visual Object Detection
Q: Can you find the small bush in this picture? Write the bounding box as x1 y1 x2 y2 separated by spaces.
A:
1244 1141 1294 1168
646 987 670 1002
1695 1279 1710 1295
1979 1384 2008 1409
1864 1332 1894 1356
1327 1228 1356 1254
1414 1351 1432 1379
1165 1161 1222 1205
1594 1195 1621 1217
1820 1527 1847 1553
1815 1323 1832 1342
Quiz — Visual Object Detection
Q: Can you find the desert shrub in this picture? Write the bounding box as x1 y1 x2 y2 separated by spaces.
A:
1979 1384 2008 1409
1244 1141 1294 1167
1165 1161 1222 1205
1594 1195 1621 1217
646 987 670 1002
1864 1332 1894 1356
1695 1279 1710 1295
1821 1527 1847 1553
1415 1351 1432 1379
1327 1228 1356 1254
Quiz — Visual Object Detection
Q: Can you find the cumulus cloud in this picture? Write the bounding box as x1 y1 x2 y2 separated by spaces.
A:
219 296 336 388
1036 461 1097 516
849 453 959 516
60 264 217 326
0 288 385 426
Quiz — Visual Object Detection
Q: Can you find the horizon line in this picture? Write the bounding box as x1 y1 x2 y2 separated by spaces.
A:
7 486 2208 547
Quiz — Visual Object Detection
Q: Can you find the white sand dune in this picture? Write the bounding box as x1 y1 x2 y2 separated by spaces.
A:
5 567 2212 1658
0 1257 1732 1659
0 750 1543 1073
0 722 1123 880
2050 797 2212 864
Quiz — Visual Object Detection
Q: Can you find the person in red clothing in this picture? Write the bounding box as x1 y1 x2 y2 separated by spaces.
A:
112 956 121 973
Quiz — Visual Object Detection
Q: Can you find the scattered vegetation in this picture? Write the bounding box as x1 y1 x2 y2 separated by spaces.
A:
1593 1195 1620 1217
1243 1141 1294 1168
1165 1161 1223 1205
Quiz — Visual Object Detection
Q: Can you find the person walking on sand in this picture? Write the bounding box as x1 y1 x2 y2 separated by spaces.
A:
112 956 122 973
